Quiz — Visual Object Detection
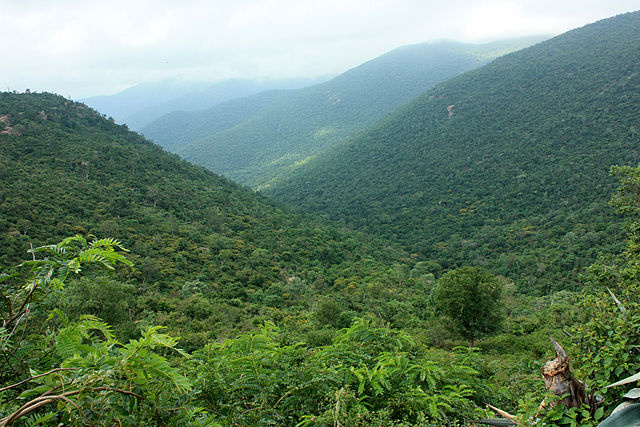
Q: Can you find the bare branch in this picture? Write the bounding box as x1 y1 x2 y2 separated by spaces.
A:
607 287 627 312
0 367 80 392
0 386 144 426
486 404 520 424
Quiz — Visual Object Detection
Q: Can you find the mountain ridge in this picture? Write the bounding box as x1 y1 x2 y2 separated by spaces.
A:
81 76 327 130
265 11 640 293
142 37 545 187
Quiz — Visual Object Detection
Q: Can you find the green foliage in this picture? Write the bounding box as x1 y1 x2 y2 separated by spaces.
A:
569 165 640 400
143 39 539 187
3 18 640 424
59 276 137 338
194 318 483 425
572 287 639 392
513 164 640 425
433 267 504 346
557 164 640 424
0 235 207 426
267 11 640 293
0 91 410 342
611 164 640 254
23 235 132 287
1 235 132 381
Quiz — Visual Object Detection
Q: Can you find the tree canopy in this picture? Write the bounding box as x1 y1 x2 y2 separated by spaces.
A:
266 11 640 294
433 266 504 347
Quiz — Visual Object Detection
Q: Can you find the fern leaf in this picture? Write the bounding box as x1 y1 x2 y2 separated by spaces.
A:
55 326 84 358
47 308 69 326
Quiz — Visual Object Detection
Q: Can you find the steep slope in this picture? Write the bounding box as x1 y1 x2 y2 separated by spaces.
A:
123 77 327 130
266 12 640 293
0 92 409 343
81 77 323 130
81 78 209 122
142 38 543 187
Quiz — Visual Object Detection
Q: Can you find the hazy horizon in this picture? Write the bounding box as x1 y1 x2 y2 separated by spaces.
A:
2 0 638 98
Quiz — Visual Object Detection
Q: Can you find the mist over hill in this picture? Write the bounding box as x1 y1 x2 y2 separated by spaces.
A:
265 12 640 293
142 38 544 187
80 76 327 130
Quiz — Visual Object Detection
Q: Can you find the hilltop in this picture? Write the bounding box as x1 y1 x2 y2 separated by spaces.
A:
265 12 640 293
142 38 543 187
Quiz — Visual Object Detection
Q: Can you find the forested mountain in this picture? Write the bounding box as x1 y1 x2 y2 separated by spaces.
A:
142 38 543 187
81 76 324 130
2 90 639 427
0 92 416 346
2 23 640 425
81 78 213 123
266 11 640 293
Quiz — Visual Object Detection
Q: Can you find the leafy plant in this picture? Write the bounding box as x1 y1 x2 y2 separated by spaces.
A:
0 235 207 425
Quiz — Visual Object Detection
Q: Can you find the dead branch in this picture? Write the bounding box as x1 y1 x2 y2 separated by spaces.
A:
542 334 591 409
0 386 144 426
0 367 80 392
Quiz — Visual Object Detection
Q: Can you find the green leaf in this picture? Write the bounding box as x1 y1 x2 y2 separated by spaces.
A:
607 371 640 388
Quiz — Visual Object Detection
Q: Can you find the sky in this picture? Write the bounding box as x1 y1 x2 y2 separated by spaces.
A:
1 0 638 98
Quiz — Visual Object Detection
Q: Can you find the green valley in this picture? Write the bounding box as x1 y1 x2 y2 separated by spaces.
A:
1 9 640 427
142 38 543 187
266 11 640 294
0 92 413 347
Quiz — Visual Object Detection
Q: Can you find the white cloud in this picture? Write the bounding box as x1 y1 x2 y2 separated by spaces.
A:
0 0 637 97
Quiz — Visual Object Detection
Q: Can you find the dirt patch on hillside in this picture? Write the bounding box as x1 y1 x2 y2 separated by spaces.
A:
0 114 19 135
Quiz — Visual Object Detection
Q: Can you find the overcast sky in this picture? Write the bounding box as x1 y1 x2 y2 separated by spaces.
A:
1 0 638 98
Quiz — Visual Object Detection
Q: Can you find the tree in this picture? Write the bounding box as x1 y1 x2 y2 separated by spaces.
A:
433 266 504 347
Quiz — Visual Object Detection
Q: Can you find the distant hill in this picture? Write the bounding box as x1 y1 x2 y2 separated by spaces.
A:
265 12 640 293
142 38 544 187
80 78 207 123
0 92 407 343
80 77 325 130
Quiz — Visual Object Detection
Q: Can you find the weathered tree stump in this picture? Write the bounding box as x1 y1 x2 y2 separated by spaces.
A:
541 334 589 409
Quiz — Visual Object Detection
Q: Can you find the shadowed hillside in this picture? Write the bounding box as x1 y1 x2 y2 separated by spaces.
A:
142 38 543 187
266 12 640 293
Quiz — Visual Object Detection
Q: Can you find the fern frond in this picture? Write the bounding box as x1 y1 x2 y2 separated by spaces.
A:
75 315 115 341
22 411 57 426
29 243 66 257
55 329 82 358
90 237 129 252
58 234 88 250
47 308 69 326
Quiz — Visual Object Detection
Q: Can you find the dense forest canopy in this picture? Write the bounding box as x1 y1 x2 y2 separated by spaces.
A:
1 105 638 423
266 11 640 294
0 92 422 346
1 10 640 427
142 38 542 188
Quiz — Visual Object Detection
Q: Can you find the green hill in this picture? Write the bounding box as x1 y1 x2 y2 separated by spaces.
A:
81 77 325 130
142 38 543 187
0 92 412 345
265 12 640 293
3 29 640 425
